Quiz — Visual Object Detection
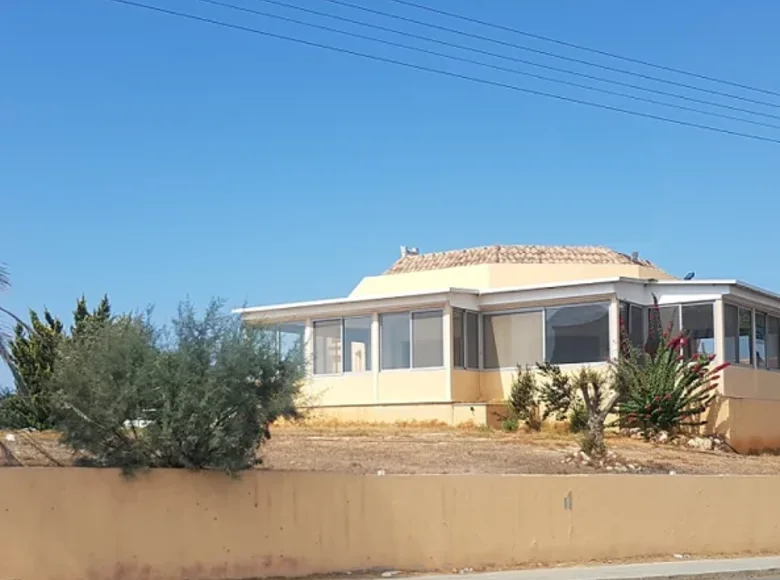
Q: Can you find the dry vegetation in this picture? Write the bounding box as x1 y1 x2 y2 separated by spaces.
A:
5 420 780 475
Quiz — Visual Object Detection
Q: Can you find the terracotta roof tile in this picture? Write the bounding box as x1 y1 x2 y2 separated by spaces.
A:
385 245 659 274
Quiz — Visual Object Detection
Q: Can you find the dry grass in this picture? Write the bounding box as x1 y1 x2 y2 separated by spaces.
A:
5 422 780 475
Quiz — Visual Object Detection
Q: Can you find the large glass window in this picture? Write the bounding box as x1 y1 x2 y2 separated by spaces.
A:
739 307 753 365
452 308 464 368
545 303 610 364
313 320 342 375
681 304 715 357
278 322 305 360
768 316 780 370
344 316 372 372
466 311 479 369
724 304 739 364
483 311 543 369
619 302 645 351
756 312 767 368
412 311 444 368
648 305 680 338
380 312 410 370
452 309 480 369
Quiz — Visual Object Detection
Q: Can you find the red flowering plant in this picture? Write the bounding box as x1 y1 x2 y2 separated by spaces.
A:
615 296 729 438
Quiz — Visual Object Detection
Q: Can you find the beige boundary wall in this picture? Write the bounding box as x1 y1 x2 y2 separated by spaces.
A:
3 470 780 580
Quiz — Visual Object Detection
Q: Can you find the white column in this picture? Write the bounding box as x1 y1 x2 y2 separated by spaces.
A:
443 305 453 401
304 318 314 378
713 299 725 370
609 297 620 360
371 313 380 402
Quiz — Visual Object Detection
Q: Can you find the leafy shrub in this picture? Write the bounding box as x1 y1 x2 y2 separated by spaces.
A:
568 400 588 433
51 299 305 473
501 416 519 432
616 298 728 437
537 362 573 421
508 365 542 431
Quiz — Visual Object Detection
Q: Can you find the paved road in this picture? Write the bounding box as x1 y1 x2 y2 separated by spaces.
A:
387 557 780 580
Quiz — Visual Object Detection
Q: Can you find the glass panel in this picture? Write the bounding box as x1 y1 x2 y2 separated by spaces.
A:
412 310 444 368
545 303 610 365
380 312 410 370
466 311 479 369
756 312 767 368
724 304 738 363
739 308 753 365
648 305 680 338
768 316 780 370
681 304 714 358
630 304 644 350
344 316 372 373
452 308 464 368
313 320 342 375
278 322 305 360
483 312 543 369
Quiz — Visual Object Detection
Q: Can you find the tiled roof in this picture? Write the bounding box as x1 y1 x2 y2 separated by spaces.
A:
385 245 659 275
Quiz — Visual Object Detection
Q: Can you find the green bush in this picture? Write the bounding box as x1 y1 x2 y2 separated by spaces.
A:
568 400 588 433
51 299 305 473
508 365 542 431
501 416 519 432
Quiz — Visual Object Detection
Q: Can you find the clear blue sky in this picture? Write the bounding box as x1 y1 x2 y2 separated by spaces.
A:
2 0 779 386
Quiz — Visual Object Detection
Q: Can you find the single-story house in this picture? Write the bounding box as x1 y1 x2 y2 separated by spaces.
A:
235 244 780 453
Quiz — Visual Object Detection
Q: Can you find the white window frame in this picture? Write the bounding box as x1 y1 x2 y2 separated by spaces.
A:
379 309 445 372
452 308 480 370
723 300 780 372
312 315 373 376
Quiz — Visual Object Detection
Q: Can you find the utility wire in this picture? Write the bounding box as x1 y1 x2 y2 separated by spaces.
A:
319 0 780 110
105 0 780 145
386 0 780 99
245 0 780 123
193 0 780 131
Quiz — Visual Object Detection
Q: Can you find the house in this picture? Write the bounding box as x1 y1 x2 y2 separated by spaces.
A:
235 244 780 453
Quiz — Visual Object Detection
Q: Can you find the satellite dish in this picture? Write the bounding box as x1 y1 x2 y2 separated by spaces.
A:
684 272 695 280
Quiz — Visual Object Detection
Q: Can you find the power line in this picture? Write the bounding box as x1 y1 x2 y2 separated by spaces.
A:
104 0 780 145
385 0 780 99
244 0 780 123
193 0 780 131
319 0 780 110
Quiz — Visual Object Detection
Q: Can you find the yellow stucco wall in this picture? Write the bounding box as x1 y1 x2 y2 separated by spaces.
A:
4 469 780 580
307 374 375 406
377 370 448 403
451 370 480 402
349 263 673 297
722 364 780 401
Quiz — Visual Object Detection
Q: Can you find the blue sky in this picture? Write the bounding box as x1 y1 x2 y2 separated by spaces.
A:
2 0 779 386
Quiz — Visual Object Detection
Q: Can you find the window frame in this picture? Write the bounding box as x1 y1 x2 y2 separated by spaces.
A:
723 300 780 372
380 309 445 371
482 301 610 369
312 315 373 376
452 307 480 370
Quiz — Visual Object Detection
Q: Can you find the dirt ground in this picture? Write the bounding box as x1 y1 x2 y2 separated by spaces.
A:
5 423 780 475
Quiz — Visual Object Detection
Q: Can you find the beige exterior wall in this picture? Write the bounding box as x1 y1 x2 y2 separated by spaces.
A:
349 263 673 298
4 469 780 580
377 370 448 403
451 370 480 402
722 364 780 401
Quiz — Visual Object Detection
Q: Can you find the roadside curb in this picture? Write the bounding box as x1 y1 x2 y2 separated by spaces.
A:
406 557 780 580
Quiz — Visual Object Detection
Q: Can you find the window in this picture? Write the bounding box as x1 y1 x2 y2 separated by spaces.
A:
313 320 341 375
380 310 444 370
466 311 479 369
412 311 444 368
545 303 610 364
681 304 714 357
739 307 753 365
452 309 480 369
648 305 680 338
344 316 372 372
768 316 780 370
483 311 543 369
756 312 767 368
724 304 739 363
278 322 305 360
619 302 645 351
452 308 464 368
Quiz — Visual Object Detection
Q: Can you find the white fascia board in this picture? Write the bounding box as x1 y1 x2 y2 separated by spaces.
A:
477 279 620 308
235 288 478 324
615 279 730 305
726 282 780 312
